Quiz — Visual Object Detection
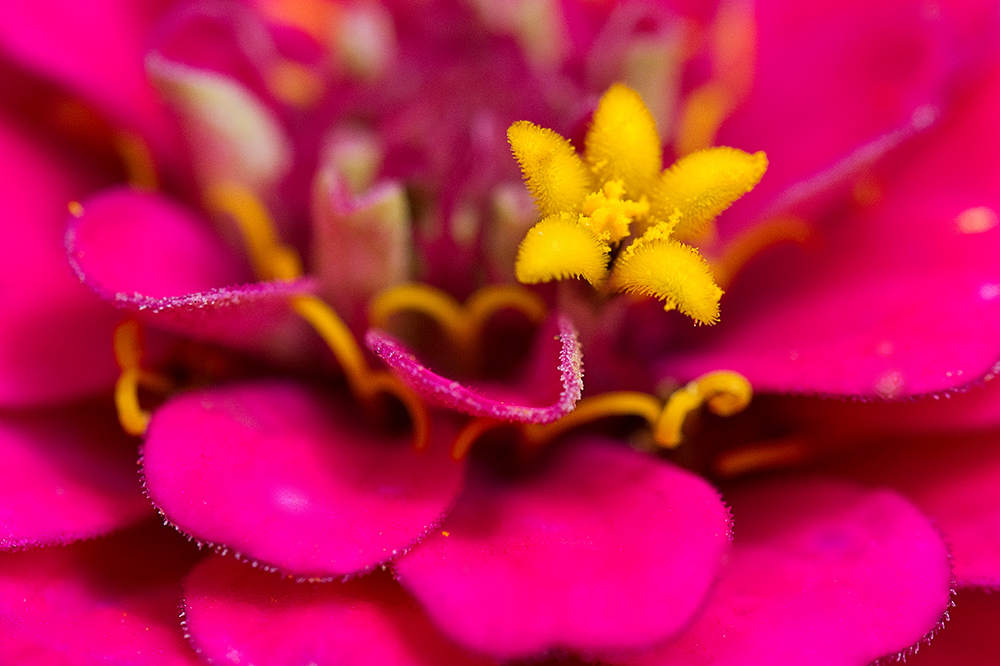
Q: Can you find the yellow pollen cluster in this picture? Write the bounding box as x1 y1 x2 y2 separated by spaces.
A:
508 83 767 325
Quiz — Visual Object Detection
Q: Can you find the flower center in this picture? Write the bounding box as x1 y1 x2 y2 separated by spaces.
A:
507 83 767 326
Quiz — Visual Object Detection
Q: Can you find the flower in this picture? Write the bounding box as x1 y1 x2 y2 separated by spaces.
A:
2 0 1000 664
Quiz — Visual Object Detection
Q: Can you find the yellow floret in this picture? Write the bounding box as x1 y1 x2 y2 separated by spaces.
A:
515 212 610 286
507 121 596 217
651 146 767 240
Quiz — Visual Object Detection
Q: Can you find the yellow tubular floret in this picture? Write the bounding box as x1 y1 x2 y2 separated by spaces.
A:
651 147 767 240
515 212 610 286
612 237 723 325
507 121 596 217
584 83 662 198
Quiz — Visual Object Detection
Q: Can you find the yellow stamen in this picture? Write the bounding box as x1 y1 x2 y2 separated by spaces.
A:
515 212 610 286
451 418 506 460
655 370 752 447
204 182 302 281
292 294 430 451
713 438 808 478
508 121 596 217
674 82 733 157
612 236 723 325
113 131 159 191
580 179 649 243
584 83 662 197
369 284 547 356
650 146 768 241
113 320 172 436
522 391 663 446
710 215 812 288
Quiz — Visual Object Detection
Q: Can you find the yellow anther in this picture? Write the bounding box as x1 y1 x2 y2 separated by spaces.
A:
709 215 812 288
650 146 767 241
205 182 303 281
292 294 430 451
508 121 596 217
522 391 663 446
451 418 506 460
584 83 663 197
113 320 171 437
612 237 723 325
713 438 808 478
113 131 159 191
654 370 752 447
580 180 649 243
516 212 610 286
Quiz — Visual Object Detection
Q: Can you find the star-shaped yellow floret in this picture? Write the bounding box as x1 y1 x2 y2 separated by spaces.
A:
507 83 767 325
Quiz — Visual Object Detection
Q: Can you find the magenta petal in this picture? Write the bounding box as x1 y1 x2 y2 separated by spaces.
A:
142 380 465 578
823 433 1000 588
66 187 317 361
0 115 120 405
394 438 732 659
0 1 172 150
665 60 1000 398
0 403 150 551
629 477 952 666
904 589 1000 665
183 555 494 666
366 315 583 424
0 521 203 665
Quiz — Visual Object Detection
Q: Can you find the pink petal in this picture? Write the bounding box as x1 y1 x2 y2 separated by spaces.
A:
394 438 732 659
0 402 150 551
0 115 121 405
366 315 583 424
626 477 952 666
312 170 413 329
66 187 318 363
821 432 1000 588
0 521 203 666
718 0 997 234
664 58 1000 398
0 1 176 159
183 555 495 666
905 589 1000 665
142 380 465 578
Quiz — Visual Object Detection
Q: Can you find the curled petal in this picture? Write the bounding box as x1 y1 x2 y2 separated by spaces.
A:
627 477 952 666
141 381 465 578
183 556 492 666
66 187 318 364
394 438 732 659
366 315 583 424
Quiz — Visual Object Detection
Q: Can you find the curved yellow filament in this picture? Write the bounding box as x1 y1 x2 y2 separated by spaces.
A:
451 418 506 460
713 438 809 478
710 216 812 288
113 131 160 191
522 391 663 446
204 182 303 281
655 370 752 448
368 283 548 357
113 320 172 437
292 294 429 451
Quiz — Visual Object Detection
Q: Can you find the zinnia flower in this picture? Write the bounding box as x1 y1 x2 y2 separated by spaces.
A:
2 0 1000 664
